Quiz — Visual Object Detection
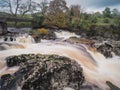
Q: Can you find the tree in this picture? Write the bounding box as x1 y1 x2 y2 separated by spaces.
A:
31 0 48 16
43 12 68 28
39 0 48 16
19 0 33 17
112 8 120 16
43 0 68 28
68 5 82 28
32 13 44 28
0 0 21 16
48 0 68 14
0 0 35 27
103 7 111 18
94 12 102 18
0 0 33 17
69 5 81 17
31 0 48 28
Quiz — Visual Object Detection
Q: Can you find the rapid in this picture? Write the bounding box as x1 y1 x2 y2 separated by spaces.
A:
0 31 120 90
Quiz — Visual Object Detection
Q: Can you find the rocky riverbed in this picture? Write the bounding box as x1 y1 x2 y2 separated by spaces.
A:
0 54 84 90
0 30 120 90
96 41 120 58
1 53 119 90
65 37 120 58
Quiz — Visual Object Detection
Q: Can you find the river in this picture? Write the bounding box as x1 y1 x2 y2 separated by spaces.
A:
0 30 120 90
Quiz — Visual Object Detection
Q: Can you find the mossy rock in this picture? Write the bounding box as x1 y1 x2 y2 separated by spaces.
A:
2 54 84 90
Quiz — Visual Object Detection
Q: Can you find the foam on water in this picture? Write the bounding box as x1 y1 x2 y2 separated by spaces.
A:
55 30 80 40
0 34 35 44
0 31 120 89
0 42 120 89
16 34 35 44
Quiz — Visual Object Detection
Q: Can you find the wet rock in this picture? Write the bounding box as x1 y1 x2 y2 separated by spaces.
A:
96 41 120 58
41 30 56 40
113 48 120 56
97 43 113 58
33 29 56 43
106 81 120 90
65 37 95 46
81 81 102 90
0 74 17 90
1 54 84 90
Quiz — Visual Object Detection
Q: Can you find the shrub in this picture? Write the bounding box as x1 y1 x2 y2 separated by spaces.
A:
38 28 49 35
28 29 38 35
103 18 110 23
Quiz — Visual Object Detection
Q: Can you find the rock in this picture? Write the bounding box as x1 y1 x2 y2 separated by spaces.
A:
80 81 102 90
97 43 113 58
42 29 56 40
32 35 41 43
65 37 95 46
106 81 120 90
108 41 120 56
96 41 120 58
113 48 120 56
90 36 105 43
1 54 84 90
32 29 56 43
0 74 17 90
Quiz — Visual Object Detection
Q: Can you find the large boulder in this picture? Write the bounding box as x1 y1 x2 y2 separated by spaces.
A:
1 54 84 90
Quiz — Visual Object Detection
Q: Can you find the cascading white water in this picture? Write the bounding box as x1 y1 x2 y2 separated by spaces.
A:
55 30 80 40
0 34 35 44
0 42 120 89
0 31 120 89
16 34 35 44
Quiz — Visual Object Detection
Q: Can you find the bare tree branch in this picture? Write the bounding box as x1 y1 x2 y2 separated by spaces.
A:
0 0 33 17
14 0 21 16
19 0 32 17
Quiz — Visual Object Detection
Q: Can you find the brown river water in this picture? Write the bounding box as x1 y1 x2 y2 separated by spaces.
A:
0 31 120 90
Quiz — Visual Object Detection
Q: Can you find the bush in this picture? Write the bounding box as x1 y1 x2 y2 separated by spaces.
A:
7 22 32 27
28 29 38 35
38 28 49 35
103 18 110 23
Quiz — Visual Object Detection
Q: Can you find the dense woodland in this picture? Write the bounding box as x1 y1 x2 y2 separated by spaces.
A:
0 0 120 39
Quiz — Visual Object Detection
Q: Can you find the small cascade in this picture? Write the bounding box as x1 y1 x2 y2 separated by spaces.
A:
55 30 80 40
1 34 35 44
16 34 35 44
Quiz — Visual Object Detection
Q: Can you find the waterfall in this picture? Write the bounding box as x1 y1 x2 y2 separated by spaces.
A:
0 42 120 89
0 34 35 44
55 30 80 40
16 34 35 44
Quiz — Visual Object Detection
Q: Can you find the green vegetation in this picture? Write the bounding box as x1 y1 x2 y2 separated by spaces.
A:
0 0 120 39
29 28 49 35
37 28 49 35
28 28 56 42
7 22 32 28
